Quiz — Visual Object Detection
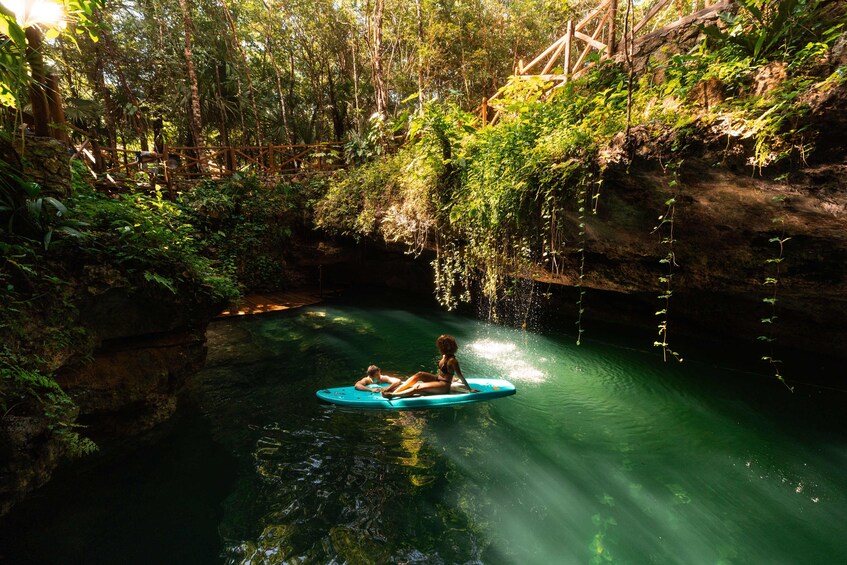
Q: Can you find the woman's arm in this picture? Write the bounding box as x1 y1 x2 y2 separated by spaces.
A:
452 359 479 392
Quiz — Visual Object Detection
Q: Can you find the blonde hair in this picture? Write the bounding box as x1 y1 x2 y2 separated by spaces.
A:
436 334 458 355
367 365 380 377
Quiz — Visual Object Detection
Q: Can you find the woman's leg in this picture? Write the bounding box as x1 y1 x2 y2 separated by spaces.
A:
384 372 438 397
386 379 450 398
381 376 404 393
383 373 419 396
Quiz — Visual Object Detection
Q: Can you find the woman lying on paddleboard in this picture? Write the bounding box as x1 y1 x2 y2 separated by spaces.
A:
382 334 479 398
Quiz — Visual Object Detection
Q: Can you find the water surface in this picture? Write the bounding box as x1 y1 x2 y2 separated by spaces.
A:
3 292 846 564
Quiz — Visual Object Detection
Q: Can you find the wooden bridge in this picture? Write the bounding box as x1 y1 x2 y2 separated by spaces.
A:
479 0 730 125
71 141 344 195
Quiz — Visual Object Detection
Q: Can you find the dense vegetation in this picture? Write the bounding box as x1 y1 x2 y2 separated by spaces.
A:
315 0 846 321
0 0 614 148
1 0 846 475
1 151 327 451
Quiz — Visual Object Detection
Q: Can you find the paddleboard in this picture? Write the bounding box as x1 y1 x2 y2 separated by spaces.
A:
316 378 516 409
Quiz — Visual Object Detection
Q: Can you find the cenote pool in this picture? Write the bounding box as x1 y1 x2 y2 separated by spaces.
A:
3 292 846 564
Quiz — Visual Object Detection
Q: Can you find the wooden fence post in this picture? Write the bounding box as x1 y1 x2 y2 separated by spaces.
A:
609 0 618 55
564 21 574 82
163 146 175 201
482 97 488 126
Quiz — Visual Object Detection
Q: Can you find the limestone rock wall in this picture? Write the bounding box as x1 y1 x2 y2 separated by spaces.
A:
12 136 71 196
56 327 209 438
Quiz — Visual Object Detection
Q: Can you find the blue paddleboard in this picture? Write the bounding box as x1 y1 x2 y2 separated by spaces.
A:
316 378 516 409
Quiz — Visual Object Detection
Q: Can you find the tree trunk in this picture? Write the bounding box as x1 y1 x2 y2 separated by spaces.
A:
351 35 362 134
214 63 234 171
92 38 117 167
264 2 292 144
327 67 344 141
45 74 69 143
103 31 149 151
220 0 263 146
152 117 164 153
25 27 50 137
415 0 425 110
178 0 205 169
267 39 291 144
368 0 388 116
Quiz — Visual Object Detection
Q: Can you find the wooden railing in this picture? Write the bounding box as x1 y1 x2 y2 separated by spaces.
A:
479 0 729 125
72 142 344 194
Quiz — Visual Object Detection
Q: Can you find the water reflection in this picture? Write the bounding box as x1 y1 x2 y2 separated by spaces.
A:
202 302 847 564
6 297 843 564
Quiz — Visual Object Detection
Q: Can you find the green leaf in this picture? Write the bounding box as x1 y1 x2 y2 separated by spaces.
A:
0 12 26 47
143 271 177 294
42 197 68 215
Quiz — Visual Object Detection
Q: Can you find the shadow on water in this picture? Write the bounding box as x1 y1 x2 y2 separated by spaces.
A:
0 398 238 565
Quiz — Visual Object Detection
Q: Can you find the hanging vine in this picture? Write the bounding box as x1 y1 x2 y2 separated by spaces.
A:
759 194 793 391
652 161 683 363
574 179 589 346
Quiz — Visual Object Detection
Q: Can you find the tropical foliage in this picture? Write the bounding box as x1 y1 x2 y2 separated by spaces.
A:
314 3 847 319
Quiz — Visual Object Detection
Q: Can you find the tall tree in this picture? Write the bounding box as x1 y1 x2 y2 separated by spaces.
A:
178 0 205 161
220 0 263 145
367 0 388 115
263 0 292 143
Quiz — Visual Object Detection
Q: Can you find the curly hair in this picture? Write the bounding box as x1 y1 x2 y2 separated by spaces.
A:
436 334 458 355
367 365 380 377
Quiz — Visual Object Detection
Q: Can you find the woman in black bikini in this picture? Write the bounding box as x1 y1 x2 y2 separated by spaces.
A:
382 335 478 398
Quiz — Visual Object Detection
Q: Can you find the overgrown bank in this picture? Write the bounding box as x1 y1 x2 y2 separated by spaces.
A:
315 3 847 367
0 142 324 514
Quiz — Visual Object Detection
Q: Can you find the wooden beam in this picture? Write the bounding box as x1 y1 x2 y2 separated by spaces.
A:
575 0 611 32
571 62 596 80
608 0 618 55
574 30 607 52
563 20 574 82
573 10 611 71
515 73 570 81
520 35 568 75
542 25 571 74
635 0 729 42
632 0 672 35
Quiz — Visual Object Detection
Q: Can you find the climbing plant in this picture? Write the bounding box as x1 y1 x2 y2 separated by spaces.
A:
652 171 683 363
312 1 847 365
758 194 792 390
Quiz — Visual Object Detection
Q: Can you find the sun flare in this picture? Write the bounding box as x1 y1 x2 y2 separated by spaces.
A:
1 0 64 28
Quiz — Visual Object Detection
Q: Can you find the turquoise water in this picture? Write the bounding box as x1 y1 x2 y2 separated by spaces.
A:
3 293 846 564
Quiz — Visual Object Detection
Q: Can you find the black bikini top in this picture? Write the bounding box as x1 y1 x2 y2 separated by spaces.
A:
438 357 455 377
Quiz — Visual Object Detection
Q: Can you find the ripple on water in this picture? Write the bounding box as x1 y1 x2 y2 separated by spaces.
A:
210 305 847 565
224 407 462 563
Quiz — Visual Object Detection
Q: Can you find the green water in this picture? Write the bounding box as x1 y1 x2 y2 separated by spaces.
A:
2 293 846 564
